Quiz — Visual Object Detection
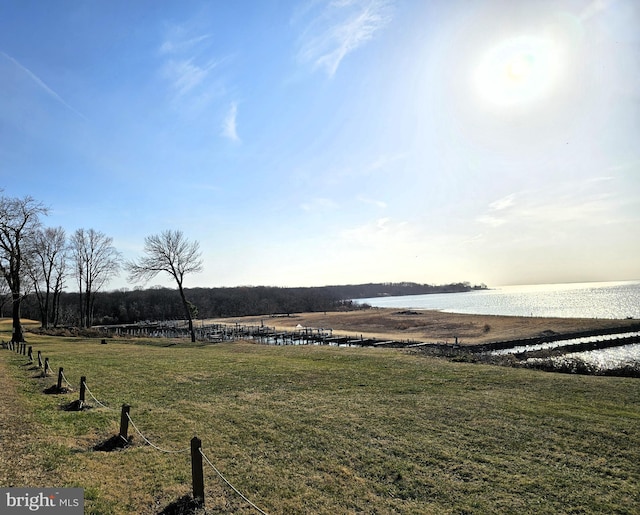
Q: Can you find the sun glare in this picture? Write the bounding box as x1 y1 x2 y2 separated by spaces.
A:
475 36 561 108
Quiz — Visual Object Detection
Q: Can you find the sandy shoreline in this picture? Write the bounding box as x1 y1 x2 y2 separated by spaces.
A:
210 308 640 345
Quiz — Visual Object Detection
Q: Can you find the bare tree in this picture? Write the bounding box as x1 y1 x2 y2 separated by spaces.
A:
0 194 48 342
26 227 68 328
126 230 203 342
0 276 10 318
70 228 121 328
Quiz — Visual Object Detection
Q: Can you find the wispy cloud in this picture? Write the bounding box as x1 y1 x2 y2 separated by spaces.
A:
488 193 516 211
222 101 240 142
357 195 387 208
1 51 86 120
295 0 394 77
341 217 412 246
158 24 227 109
162 57 220 98
476 179 631 233
477 194 517 226
366 152 406 173
159 33 212 55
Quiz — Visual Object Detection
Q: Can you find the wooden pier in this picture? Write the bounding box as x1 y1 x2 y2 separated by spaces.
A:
96 320 640 353
97 321 420 348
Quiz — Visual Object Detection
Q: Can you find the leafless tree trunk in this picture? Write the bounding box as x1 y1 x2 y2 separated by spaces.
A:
25 227 68 328
0 194 48 342
70 228 121 328
126 230 203 342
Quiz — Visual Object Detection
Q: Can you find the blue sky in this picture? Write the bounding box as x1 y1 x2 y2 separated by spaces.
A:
1 0 639 290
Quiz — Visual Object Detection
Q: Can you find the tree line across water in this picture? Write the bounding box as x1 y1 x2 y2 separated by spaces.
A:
15 282 487 326
1 192 485 342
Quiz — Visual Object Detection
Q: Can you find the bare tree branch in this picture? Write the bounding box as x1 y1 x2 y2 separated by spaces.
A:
70 228 121 328
0 194 48 341
126 230 203 342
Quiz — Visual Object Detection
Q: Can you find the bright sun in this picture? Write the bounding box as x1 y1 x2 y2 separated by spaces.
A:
475 36 561 107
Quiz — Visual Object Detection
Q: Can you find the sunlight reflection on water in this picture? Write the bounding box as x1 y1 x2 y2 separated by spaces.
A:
357 281 640 370
356 281 640 319
527 344 640 371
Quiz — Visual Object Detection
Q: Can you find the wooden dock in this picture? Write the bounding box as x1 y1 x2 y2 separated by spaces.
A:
98 321 420 347
97 320 640 353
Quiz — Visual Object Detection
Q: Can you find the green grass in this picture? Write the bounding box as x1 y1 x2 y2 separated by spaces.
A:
2 331 640 514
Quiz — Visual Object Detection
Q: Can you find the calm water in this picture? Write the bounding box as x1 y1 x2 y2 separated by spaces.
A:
355 281 640 319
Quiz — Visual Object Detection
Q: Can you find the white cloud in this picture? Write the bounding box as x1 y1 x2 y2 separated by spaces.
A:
222 101 240 142
296 0 393 77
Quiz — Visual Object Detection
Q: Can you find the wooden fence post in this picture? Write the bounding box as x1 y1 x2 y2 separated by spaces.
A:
119 405 130 442
44 358 50 375
37 351 43 368
28 346 33 362
57 367 64 390
79 376 86 407
191 436 205 507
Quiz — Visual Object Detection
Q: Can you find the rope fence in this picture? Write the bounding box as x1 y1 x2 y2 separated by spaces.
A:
200 447 269 515
125 413 190 455
60 369 74 389
2 341 270 514
81 380 116 410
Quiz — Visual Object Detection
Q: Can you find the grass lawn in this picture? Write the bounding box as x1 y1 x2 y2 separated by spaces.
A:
1 321 639 514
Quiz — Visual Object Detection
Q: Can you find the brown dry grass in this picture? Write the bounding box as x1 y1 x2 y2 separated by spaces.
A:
211 308 640 344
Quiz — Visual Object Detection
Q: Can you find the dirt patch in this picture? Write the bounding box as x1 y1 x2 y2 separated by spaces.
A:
210 308 640 344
